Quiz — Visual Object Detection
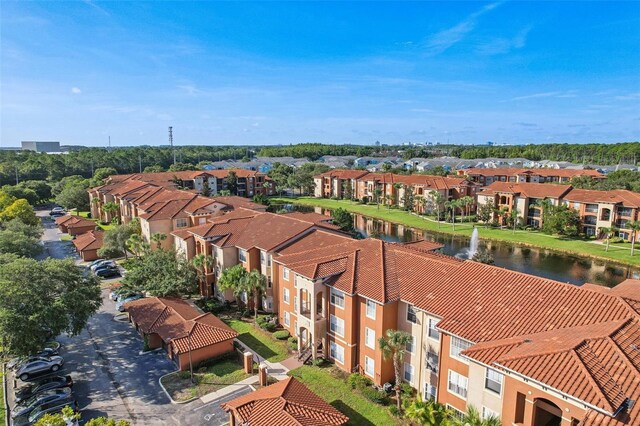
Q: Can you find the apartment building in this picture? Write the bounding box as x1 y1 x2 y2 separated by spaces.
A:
457 168 605 186
477 182 640 239
476 182 572 227
314 170 479 212
170 208 349 301
90 177 266 250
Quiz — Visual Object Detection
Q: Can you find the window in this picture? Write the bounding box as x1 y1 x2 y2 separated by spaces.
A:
447 405 465 421
485 368 503 395
364 356 374 377
283 268 290 280
366 299 376 319
424 384 437 401
482 406 499 420
284 311 290 326
294 296 298 312
365 327 375 349
330 315 345 337
428 318 440 340
450 336 472 361
198 218 207 225
447 370 468 399
407 305 417 323
260 252 266 265
426 348 439 373
283 288 290 304
175 218 188 228
239 249 247 262
330 288 345 309
406 336 415 353
330 342 345 364
404 363 414 383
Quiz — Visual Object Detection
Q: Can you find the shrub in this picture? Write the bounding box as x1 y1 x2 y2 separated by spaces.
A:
273 330 290 340
311 357 326 367
361 387 389 405
389 405 401 417
262 322 277 332
400 382 414 397
347 373 372 390
287 336 298 351
256 314 271 325
241 309 252 318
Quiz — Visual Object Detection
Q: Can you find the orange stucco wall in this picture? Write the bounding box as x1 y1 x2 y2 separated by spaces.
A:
173 340 235 371
437 333 470 412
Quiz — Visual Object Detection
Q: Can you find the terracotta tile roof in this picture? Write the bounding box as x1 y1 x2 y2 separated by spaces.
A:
280 212 341 230
72 230 104 252
478 182 573 199
391 175 470 190
564 188 640 207
221 377 348 426
125 297 237 354
414 261 636 343
461 167 604 178
275 229 353 256
462 319 639 421
210 196 267 211
275 239 459 303
55 215 96 229
315 169 370 180
121 168 268 183
138 194 228 221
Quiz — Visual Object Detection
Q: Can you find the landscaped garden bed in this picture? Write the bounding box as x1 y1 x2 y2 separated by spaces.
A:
223 315 290 363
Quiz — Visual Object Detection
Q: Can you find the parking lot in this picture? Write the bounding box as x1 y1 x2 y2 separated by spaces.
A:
6 212 244 425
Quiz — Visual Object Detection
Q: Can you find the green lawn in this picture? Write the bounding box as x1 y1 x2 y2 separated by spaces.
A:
225 319 290 362
272 197 640 267
77 211 114 231
160 360 251 402
288 366 398 426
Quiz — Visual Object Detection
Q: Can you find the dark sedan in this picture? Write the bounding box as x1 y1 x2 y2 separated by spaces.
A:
12 388 73 419
95 266 121 279
15 375 73 404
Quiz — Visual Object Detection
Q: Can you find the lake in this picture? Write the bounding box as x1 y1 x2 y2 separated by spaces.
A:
274 204 640 287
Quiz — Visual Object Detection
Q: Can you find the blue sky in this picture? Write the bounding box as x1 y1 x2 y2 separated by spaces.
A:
1 1 639 147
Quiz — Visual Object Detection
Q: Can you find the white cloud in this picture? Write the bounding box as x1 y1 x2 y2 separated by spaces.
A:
424 1 503 56
510 90 578 101
71 87 82 94
476 26 532 55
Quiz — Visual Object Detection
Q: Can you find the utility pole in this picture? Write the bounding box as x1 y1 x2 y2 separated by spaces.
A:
169 126 176 165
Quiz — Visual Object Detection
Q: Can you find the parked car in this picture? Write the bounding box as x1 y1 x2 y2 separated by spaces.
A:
116 294 143 312
90 260 115 272
95 266 121 279
88 258 105 268
12 388 73 419
49 207 66 217
15 375 73 404
7 356 51 371
16 356 64 381
21 397 77 426
35 346 60 358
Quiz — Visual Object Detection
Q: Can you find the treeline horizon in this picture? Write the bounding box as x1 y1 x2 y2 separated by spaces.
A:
0 142 638 186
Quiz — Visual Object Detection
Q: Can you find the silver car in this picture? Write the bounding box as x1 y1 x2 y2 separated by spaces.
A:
16 356 64 382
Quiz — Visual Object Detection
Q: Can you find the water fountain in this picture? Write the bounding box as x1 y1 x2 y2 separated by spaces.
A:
455 227 479 259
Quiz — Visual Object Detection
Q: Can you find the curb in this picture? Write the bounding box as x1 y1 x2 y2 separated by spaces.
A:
158 371 198 405
3 363 9 426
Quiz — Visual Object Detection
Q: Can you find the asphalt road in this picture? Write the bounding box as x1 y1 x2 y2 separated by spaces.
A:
28 211 239 425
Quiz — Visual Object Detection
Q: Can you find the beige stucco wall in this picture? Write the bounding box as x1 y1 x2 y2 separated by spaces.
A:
466 361 503 417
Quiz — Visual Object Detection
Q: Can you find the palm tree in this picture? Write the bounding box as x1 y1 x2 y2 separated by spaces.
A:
430 191 445 229
453 405 501 426
509 208 520 234
373 188 383 210
150 232 167 250
405 395 454 426
414 195 425 214
445 200 460 231
625 220 640 256
600 226 618 252
495 206 509 227
393 183 403 207
192 254 215 297
218 264 249 308
102 201 119 224
243 269 267 322
378 329 413 411
463 195 474 219
126 234 147 258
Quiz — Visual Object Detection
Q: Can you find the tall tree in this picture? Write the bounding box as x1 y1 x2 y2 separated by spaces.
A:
378 329 413 411
430 191 445 228
99 223 137 259
625 221 640 256
600 226 618 252
55 185 90 214
223 171 238 195
217 264 249 307
102 202 120 224
150 232 167 249
445 199 460 231
477 199 494 227
0 198 39 226
243 269 267 322
192 254 214 296
0 256 102 355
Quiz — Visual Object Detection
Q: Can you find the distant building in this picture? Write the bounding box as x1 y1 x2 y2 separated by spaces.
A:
21 141 61 153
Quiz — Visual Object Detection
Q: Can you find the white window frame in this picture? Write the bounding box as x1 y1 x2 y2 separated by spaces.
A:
330 315 345 337
404 362 414 384
482 406 499 420
283 288 290 304
428 318 440 341
284 311 290 326
260 251 266 265
330 341 344 364
364 356 374 378
485 368 503 395
175 218 188 228
238 249 247 262
365 299 376 319
365 327 375 349
283 267 290 280
330 288 345 309
447 370 468 400
447 404 466 420
426 348 439 373
406 304 417 324
406 336 415 354
450 336 472 362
